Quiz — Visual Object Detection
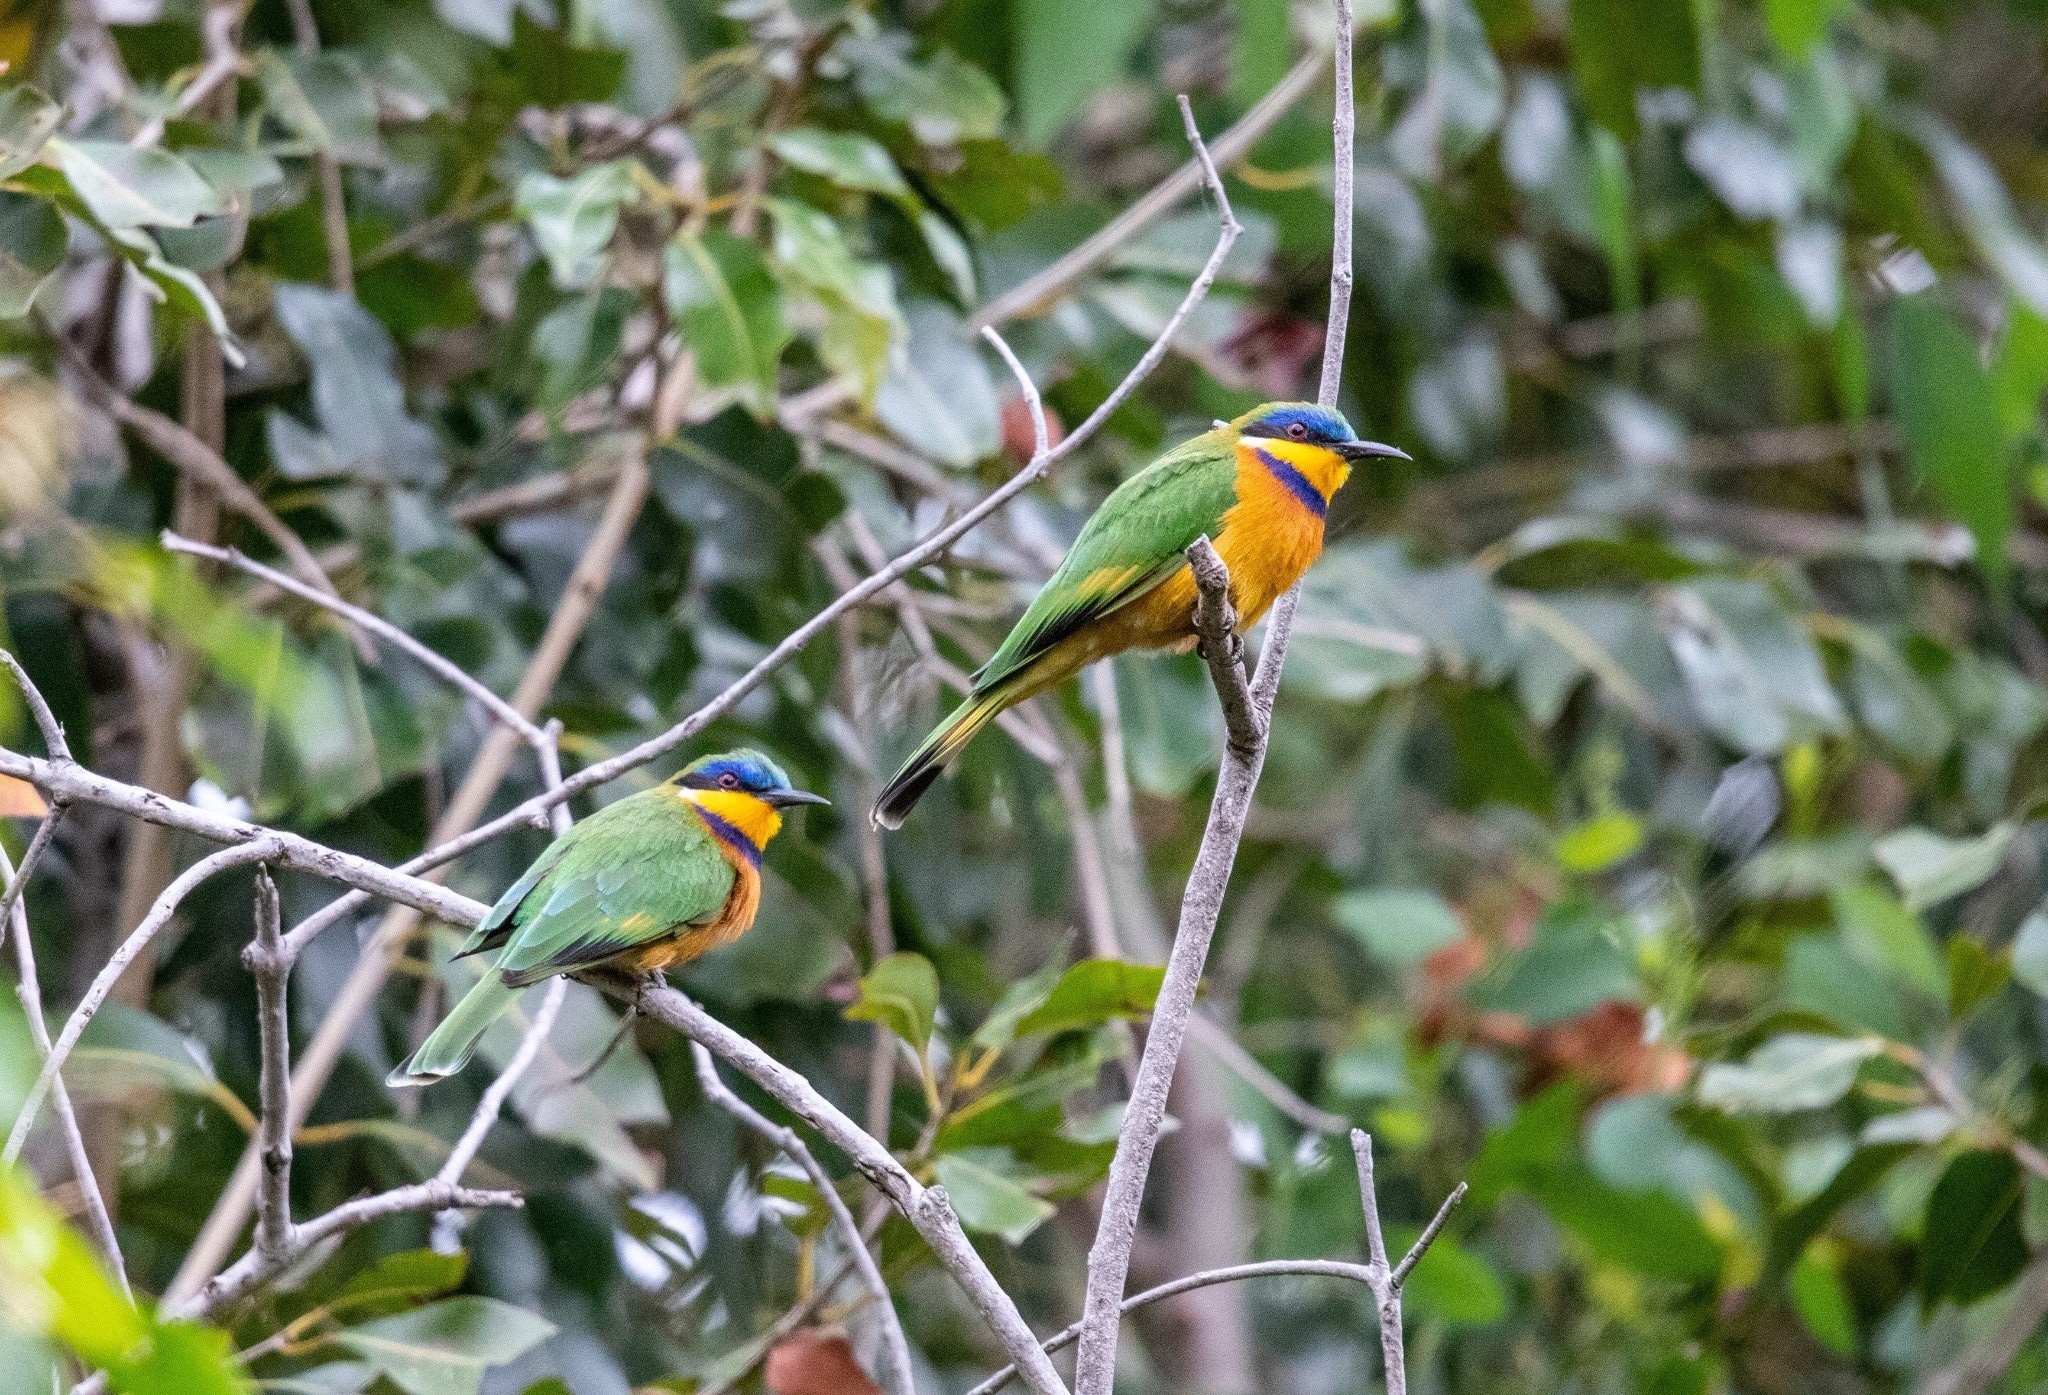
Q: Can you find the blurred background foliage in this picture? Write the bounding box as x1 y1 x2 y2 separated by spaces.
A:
6 0 2048 1391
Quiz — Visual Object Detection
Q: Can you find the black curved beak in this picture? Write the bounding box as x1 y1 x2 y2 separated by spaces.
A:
765 788 831 808
1336 439 1410 462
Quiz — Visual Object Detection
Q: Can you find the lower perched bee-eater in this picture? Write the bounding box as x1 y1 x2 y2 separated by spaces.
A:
872 402 1406 829
392 749 827 1084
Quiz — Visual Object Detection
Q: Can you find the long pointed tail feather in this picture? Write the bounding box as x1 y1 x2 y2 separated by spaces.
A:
871 689 1012 829
388 970 518 1086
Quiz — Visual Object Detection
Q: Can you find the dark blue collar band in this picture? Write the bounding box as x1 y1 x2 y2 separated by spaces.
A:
695 806 762 866
1253 447 1329 518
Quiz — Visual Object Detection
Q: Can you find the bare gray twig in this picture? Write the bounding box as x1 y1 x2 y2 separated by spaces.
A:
1 839 127 1294
5 838 286 1165
248 867 293 1265
162 533 554 753
0 651 71 760
185 1179 522 1319
630 981 1070 1395
1186 538 1259 758
692 1042 915 1395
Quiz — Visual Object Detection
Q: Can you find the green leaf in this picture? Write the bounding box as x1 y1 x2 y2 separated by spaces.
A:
0 191 66 319
1332 887 1466 965
663 230 789 414
1946 935 2012 1020
1012 0 1156 145
2011 899 2048 998
1763 0 1842 59
274 283 444 485
916 208 977 304
770 128 912 201
335 1297 554 1395
516 160 638 290
1530 1165 1721 1281
765 197 903 401
838 35 1006 147
49 139 225 229
1397 1232 1508 1326
1790 1246 1858 1355
874 301 999 468
258 51 384 164
933 1151 1056 1245
1872 822 2013 912
1467 1081 1580 1204
0 86 61 181
1891 295 2013 579
1847 639 1954 764
1663 578 1845 754
971 958 1068 1052
1696 1033 1881 1114
1471 904 1637 1024
1921 1149 2026 1307
1555 813 1643 874
1013 958 1167 1037
336 1250 469 1315
1992 301 2048 441
845 951 940 1053
1566 0 1699 138
1831 883 1947 997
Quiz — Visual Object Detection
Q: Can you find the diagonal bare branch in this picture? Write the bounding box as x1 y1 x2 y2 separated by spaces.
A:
1 838 127 1295
693 1041 915 1395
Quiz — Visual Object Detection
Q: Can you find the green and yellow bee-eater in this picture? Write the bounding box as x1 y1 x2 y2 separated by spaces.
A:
392 749 827 1084
872 402 1406 828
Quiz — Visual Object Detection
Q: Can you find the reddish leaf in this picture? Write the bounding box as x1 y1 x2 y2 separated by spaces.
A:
766 1329 884 1395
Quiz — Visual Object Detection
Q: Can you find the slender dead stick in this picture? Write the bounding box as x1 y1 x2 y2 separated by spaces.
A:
632 982 1070 1395
692 1042 916 1395
162 532 553 752
969 47 1325 331
247 867 292 1264
1 839 127 1294
969 1146 1463 1395
5 839 285 1164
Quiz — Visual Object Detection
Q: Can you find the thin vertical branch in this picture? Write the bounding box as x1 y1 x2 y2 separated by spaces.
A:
1351 1130 1406 1395
1 839 127 1294
692 1042 915 1395
1070 22 1354 1392
247 867 292 1264
5 839 284 1165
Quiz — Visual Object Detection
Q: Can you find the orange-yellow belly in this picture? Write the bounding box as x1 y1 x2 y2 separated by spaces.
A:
999 473 1328 705
620 860 761 973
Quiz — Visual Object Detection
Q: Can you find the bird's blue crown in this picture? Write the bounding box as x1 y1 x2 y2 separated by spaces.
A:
1236 403 1358 447
676 749 795 796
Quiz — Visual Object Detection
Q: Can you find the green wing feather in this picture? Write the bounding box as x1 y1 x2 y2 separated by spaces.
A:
485 789 737 988
975 432 1239 692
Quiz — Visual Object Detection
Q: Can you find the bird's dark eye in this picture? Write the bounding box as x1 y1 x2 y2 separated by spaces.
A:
718 772 740 790
1287 421 1308 440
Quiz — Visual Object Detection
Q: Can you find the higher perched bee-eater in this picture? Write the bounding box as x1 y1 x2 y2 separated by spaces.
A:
392 749 827 1083
872 402 1406 828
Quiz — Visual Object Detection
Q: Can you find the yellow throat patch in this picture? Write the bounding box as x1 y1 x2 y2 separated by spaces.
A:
683 788 784 853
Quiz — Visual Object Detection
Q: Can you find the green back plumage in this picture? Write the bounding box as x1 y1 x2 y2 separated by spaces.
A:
393 785 738 1083
484 787 737 986
974 429 1240 693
